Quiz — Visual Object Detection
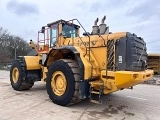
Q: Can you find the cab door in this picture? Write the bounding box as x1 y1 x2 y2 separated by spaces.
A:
50 24 59 48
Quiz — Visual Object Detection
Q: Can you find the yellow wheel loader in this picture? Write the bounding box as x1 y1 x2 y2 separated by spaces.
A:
10 16 153 106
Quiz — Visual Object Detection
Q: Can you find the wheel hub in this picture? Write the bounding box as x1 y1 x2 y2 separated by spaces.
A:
51 71 67 96
12 67 19 83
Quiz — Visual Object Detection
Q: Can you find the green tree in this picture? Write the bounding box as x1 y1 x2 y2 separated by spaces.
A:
0 27 31 67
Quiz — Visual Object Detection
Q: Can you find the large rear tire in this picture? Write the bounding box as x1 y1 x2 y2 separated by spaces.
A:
46 59 80 106
10 60 34 91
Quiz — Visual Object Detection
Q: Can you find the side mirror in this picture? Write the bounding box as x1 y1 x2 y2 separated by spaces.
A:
41 27 45 33
29 39 35 49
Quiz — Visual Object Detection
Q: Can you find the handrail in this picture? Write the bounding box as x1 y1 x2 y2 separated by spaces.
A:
67 18 93 78
37 27 50 52
67 19 91 59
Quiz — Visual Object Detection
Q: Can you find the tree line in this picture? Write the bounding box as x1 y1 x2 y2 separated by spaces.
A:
0 27 31 68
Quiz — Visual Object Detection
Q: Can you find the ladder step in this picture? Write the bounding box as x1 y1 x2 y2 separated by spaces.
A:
90 81 103 86
91 91 100 94
89 85 104 104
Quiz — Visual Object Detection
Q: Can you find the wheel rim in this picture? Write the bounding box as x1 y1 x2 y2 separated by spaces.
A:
12 67 19 83
51 71 67 96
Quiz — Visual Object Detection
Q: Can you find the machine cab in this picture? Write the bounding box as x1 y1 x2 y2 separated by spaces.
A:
37 20 80 52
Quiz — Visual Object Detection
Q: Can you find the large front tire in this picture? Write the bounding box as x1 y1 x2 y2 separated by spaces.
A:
10 60 34 91
46 59 80 106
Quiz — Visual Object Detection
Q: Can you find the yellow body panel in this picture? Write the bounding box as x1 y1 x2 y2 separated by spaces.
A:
74 47 92 79
91 47 107 70
24 56 41 70
114 70 153 88
99 69 153 94
63 32 126 47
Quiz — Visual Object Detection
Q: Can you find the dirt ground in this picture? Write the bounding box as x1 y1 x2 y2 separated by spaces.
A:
0 70 160 120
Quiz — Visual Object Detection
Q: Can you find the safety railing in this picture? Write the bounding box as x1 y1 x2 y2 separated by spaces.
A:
37 27 50 52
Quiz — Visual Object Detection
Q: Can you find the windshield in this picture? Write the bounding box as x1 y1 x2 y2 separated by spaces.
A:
62 24 78 38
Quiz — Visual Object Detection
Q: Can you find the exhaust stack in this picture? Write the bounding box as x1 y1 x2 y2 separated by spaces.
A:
99 15 109 34
101 15 106 24
94 18 99 26
92 18 99 35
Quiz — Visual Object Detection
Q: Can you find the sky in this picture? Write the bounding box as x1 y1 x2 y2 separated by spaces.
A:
0 0 160 53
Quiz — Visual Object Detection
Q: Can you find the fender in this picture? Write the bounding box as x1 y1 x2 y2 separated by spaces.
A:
45 46 84 80
23 56 41 70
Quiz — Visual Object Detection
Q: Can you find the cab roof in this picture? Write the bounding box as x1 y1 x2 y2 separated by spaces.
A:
47 19 80 28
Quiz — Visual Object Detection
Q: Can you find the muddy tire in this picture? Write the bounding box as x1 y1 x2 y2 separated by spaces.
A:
10 60 34 91
46 59 80 106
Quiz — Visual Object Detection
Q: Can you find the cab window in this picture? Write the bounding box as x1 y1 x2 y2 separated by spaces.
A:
50 25 58 47
62 24 78 38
